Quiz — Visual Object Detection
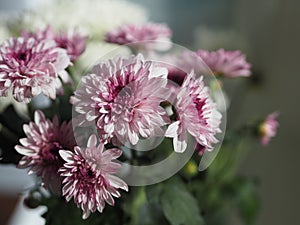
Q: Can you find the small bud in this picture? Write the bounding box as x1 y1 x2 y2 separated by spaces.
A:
182 160 198 178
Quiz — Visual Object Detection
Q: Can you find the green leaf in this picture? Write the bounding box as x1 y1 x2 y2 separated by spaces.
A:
236 180 260 225
136 203 169 225
161 180 205 225
145 183 163 204
124 187 147 225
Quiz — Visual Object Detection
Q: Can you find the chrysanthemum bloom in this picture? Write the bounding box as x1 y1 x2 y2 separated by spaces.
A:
259 112 279 146
21 26 55 41
71 54 170 145
104 23 172 51
22 26 87 62
152 51 207 86
21 0 147 38
54 28 87 62
165 72 222 153
59 134 128 219
15 110 76 193
196 49 251 78
0 37 70 103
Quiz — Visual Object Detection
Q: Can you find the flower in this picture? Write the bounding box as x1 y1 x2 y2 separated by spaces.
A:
59 134 128 219
21 25 55 41
54 28 87 61
104 23 172 51
165 72 222 153
21 26 87 62
15 110 76 193
196 49 251 78
0 37 71 103
21 0 147 38
259 112 279 146
71 54 169 145
150 51 208 86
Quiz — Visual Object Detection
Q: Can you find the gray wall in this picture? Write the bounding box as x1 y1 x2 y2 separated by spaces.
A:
235 0 300 224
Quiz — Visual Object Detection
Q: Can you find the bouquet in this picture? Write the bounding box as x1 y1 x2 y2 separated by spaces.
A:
0 1 279 225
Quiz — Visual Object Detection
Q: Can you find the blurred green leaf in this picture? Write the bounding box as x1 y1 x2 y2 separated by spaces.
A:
236 180 260 225
136 203 169 225
145 182 163 204
161 178 205 225
124 187 147 225
41 196 124 225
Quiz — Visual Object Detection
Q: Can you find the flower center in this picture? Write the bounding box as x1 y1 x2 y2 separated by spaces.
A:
13 49 32 63
112 85 125 99
105 69 135 102
17 52 27 61
40 141 63 162
194 99 207 123
87 169 94 178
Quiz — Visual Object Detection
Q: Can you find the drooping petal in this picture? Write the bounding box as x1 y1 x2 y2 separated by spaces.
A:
165 121 180 138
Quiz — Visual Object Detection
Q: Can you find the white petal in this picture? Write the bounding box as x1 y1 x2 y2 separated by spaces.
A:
87 134 97 148
34 110 45 125
82 209 90 220
59 150 73 162
15 145 35 156
173 132 187 153
165 121 180 138
59 70 72 84
108 175 128 191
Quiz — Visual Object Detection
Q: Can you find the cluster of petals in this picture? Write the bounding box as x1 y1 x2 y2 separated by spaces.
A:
15 110 76 192
259 112 279 146
165 72 222 153
21 25 87 62
104 23 172 51
164 51 206 85
196 49 251 78
71 54 170 146
59 134 128 219
0 37 70 102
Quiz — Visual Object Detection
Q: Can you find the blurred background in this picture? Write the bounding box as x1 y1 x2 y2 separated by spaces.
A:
0 0 299 224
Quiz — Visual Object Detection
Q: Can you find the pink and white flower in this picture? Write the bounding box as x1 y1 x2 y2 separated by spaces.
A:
71 54 169 145
259 112 279 146
196 49 251 78
104 23 172 51
54 28 87 62
21 26 87 62
15 110 76 193
0 37 70 103
59 134 128 219
165 72 222 153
